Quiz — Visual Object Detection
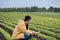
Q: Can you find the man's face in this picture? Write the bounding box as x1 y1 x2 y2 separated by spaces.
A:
27 20 31 24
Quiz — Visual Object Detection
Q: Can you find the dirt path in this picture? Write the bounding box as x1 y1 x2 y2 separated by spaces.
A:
0 24 12 36
0 32 6 40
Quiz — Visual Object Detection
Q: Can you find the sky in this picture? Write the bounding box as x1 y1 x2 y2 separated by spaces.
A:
0 0 60 8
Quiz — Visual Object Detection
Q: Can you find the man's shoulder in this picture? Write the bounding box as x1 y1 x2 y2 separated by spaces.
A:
19 19 24 22
18 19 25 24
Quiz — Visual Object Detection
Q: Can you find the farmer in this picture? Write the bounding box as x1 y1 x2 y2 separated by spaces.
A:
12 15 36 40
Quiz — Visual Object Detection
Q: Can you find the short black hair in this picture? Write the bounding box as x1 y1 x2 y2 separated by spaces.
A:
24 15 31 21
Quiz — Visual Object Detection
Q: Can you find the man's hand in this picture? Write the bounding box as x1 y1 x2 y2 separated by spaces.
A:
35 31 40 34
32 31 40 36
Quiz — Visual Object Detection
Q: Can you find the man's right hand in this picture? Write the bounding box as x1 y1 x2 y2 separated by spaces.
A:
32 31 40 36
31 31 36 36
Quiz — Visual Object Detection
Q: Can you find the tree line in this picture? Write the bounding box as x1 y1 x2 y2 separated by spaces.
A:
0 6 60 12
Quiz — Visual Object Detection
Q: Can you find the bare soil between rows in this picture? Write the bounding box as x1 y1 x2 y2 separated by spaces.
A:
0 24 12 36
0 32 6 40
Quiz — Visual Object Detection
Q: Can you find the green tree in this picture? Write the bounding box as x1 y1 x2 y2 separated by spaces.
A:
48 7 54 12
30 6 38 12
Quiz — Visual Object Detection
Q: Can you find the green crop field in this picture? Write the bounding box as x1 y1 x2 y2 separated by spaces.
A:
0 12 60 40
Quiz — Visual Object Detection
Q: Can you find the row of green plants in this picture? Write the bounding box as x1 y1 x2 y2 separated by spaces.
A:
0 18 59 40
1 18 60 39
0 28 12 40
